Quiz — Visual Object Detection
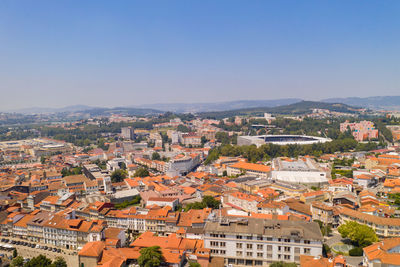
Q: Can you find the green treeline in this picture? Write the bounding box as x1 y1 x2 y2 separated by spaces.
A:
205 138 377 164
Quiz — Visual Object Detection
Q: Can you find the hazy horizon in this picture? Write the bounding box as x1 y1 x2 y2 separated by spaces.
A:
1 1 399 110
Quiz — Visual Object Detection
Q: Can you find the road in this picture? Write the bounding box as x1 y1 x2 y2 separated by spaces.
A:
325 231 362 267
0 237 78 267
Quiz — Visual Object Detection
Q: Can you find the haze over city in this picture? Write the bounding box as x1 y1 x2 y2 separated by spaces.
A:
1 0 400 110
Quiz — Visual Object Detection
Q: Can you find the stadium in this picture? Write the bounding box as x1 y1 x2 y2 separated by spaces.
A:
237 134 332 147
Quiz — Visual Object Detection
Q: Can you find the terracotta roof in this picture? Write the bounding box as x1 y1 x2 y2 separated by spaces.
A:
363 237 400 265
79 241 105 257
229 162 271 173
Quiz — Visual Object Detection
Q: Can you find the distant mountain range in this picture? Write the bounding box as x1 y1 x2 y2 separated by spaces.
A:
4 96 400 116
134 98 302 113
7 105 95 114
323 96 400 110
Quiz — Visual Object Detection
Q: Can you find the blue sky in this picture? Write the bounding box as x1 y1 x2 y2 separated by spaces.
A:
0 0 399 109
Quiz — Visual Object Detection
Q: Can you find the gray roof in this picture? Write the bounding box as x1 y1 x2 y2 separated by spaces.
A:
205 217 323 241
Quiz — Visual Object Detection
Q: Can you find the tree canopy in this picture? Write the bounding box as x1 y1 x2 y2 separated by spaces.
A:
138 246 164 267
185 196 220 210
111 169 128 182
338 221 378 247
151 152 161 160
134 167 150 177
24 255 52 267
269 261 297 267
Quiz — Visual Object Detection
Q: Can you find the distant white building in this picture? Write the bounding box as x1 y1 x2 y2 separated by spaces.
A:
121 127 134 140
271 157 328 185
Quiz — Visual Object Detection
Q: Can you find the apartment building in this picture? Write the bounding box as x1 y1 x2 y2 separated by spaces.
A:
310 202 335 225
363 237 400 267
42 215 104 249
340 120 378 141
338 206 400 238
227 162 271 178
204 217 323 266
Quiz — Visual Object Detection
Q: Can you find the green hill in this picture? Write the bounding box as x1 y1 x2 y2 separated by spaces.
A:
199 101 360 119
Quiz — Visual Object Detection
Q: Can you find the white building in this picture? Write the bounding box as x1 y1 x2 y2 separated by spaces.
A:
271 157 328 185
204 217 323 266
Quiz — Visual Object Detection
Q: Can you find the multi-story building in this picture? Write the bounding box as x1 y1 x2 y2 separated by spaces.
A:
310 202 335 225
340 120 379 141
338 206 400 238
271 157 328 186
121 127 134 140
42 215 104 250
227 162 271 178
204 217 323 266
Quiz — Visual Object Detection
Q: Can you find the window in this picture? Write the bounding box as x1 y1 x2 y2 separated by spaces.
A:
284 238 290 242
236 243 243 249
284 246 291 252
237 251 243 256
267 237 273 241
257 244 263 250
295 247 300 254
267 245 273 251
247 252 253 257
304 248 311 254
220 242 226 247
247 235 253 240
220 234 226 238
247 244 253 249
278 246 281 251
304 240 311 244
255 260 263 265
237 235 243 239
284 255 291 260
257 252 263 258
257 235 263 240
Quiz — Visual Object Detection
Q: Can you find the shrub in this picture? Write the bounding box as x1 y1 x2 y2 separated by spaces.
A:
349 247 363 256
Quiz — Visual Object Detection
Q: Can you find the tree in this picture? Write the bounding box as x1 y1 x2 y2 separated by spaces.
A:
138 246 163 267
24 255 52 267
185 196 221 211
189 262 201 267
118 162 127 170
40 156 46 164
349 247 363 256
202 196 220 209
13 248 18 258
338 221 378 247
177 124 190 133
51 257 67 267
134 167 150 177
111 169 128 182
151 152 161 161
269 262 297 267
11 256 24 267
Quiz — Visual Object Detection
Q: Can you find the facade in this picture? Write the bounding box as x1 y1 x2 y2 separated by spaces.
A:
204 217 323 266
338 206 400 238
237 135 331 147
121 127 134 140
272 158 328 185
340 120 378 141
227 162 271 178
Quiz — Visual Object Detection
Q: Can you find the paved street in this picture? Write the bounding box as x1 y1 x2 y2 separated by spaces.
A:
0 237 78 267
324 231 362 267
